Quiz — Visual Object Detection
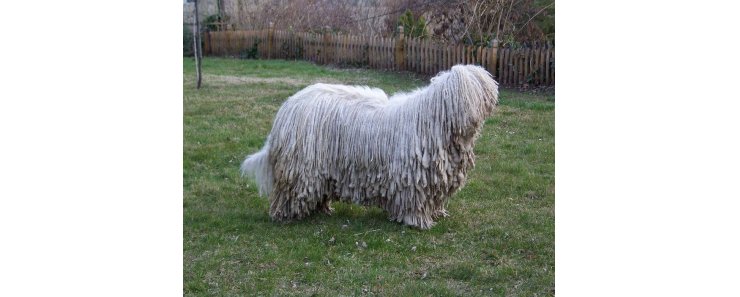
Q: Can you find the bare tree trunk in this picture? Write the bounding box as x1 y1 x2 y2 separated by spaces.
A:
193 0 203 89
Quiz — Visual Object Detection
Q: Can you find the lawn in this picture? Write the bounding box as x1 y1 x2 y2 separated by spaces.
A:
183 57 555 296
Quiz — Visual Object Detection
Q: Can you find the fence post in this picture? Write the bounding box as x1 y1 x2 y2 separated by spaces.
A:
267 22 274 59
202 31 210 55
322 26 332 64
490 39 499 79
395 26 406 71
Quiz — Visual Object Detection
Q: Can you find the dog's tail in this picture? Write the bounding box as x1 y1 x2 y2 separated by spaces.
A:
240 138 273 197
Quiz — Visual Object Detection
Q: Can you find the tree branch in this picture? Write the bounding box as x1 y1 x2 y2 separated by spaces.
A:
516 1 554 34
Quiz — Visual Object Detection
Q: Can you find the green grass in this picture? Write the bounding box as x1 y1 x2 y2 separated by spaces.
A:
184 57 554 296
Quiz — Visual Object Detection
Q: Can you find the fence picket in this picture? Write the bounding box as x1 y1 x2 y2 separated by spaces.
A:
460 44 465 65
523 47 529 85
370 36 375 68
461 45 466 65
500 48 507 84
550 47 555 85
481 47 487 69
405 37 410 71
430 40 435 74
498 48 505 83
416 39 420 73
543 46 548 85
507 48 513 85
428 40 434 74
538 47 544 85
384 36 387 69
383 38 393 69
421 39 426 74
428 41 433 73
435 42 441 74
504 48 514 85
510 48 515 85
387 37 391 70
413 39 418 72
391 37 395 70
467 45 470 64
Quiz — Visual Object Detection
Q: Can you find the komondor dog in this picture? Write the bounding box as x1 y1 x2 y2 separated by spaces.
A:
241 65 499 229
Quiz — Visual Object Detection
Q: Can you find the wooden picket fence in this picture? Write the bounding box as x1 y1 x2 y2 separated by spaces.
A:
203 26 554 87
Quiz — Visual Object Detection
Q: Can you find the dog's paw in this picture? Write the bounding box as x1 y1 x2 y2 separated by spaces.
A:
319 204 335 216
432 209 450 219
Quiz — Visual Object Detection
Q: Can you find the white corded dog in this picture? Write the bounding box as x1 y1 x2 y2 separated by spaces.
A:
242 65 499 229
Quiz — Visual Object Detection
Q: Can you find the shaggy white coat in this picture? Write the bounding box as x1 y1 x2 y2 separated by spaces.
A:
241 65 499 229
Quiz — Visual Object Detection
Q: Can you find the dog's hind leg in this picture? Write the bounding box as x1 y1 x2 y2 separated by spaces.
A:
432 208 450 219
431 198 450 219
318 199 334 215
399 211 435 230
269 184 316 221
384 190 437 229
